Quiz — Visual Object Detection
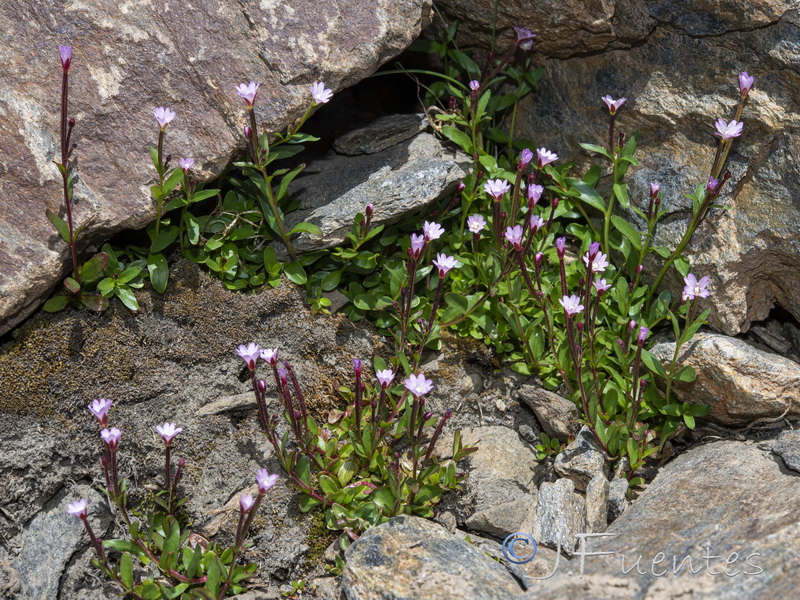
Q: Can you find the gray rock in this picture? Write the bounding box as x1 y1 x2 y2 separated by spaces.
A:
748 322 792 355
519 440 800 599
584 473 609 533
333 113 428 155
196 392 258 416
532 478 585 554
517 384 579 442
341 515 524 599
12 485 111 600
769 428 800 473
289 132 468 253
553 426 609 491
650 332 800 425
607 478 629 523
0 0 434 336
462 427 537 538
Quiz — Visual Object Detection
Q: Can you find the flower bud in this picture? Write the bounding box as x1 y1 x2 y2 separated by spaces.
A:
244 125 253 139
257 379 267 393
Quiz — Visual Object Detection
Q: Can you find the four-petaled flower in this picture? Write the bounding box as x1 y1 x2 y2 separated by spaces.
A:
467 214 486 234
637 326 649 345
537 148 558 168
582 250 609 272
409 233 425 258
423 221 444 242
483 179 511 201
257 468 279 494
713 118 743 140
433 253 459 277
519 148 534 169
179 158 194 172
261 347 278 365
236 342 262 371
153 107 176 130
504 225 524 250
469 80 480 92
559 294 584 317
239 493 256 513
310 81 333 104
88 398 113 427
67 499 88 519
739 72 754 97
594 278 611 294
59 45 72 71
376 369 395 389
513 26 536 50
707 176 720 193
100 427 121 449
156 422 183 445
529 215 544 232
602 95 627 115
527 184 544 205
236 81 260 107
682 273 710 301
404 373 434 398
650 181 661 197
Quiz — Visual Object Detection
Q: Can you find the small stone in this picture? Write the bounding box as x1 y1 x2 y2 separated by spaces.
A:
553 426 609 491
435 510 458 534
770 429 800 474
584 473 609 533
333 113 428 155
518 424 537 444
532 478 585 554
607 478 629 523
196 392 258 416
517 384 579 442
322 289 349 313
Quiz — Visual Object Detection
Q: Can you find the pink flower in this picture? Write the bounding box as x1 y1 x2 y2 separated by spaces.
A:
739 72 754 97
376 369 395 389
353 359 362 377
179 158 194 172
100 427 121 449
240 493 256 513
88 398 113 427
529 215 544 232
518 148 534 169
261 347 278 366
469 80 480 91
513 26 536 50
153 107 176 130
433 253 459 277
59 45 72 71
409 233 425 258
67 499 88 519
236 342 261 371
582 250 609 272
650 181 661 198
637 326 649 345
559 294 584 317
310 81 333 104
156 422 183 445
256 468 279 494
404 373 434 398
537 148 558 168
555 237 566 258
236 81 260 107
423 221 444 241
713 118 743 140
483 179 511 201
504 225 524 250
527 184 544 205
593 278 611 294
601 95 627 115
682 273 710 301
707 176 720 193
467 214 486 234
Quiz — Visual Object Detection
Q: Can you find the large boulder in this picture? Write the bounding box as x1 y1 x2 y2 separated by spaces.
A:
0 0 433 336
435 2 800 335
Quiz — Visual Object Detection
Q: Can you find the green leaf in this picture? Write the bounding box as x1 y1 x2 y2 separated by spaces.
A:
288 222 323 237
674 256 691 277
683 414 696 429
189 189 220 203
321 270 341 292
568 180 606 212
150 225 179 253
640 349 667 378
102 539 146 556
117 267 142 284
441 126 473 154
115 287 140 311
183 213 200 245
298 494 322 512
46 209 71 242
147 253 170 294
613 182 631 209
80 293 109 312
79 252 110 283
579 143 612 160
43 295 70 312
318 474 340 496
610 216 642 251
674 365 696 383
63 277 81 294
283 261 307 285
120 552 133 589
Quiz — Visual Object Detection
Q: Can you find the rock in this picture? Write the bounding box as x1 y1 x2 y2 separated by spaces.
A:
462 426 537 538
532 478 585 554
517 384 579 442
768 428 800 473
333 113 428 155
196 392 258 416
341 515 524 599
287 132 468 253
748 322 792 355
518 440 800 599
553 426 609 491
650 332 800 425
11 485 111 600
584 473 609 533
0 0 434 336
607 478 629 523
